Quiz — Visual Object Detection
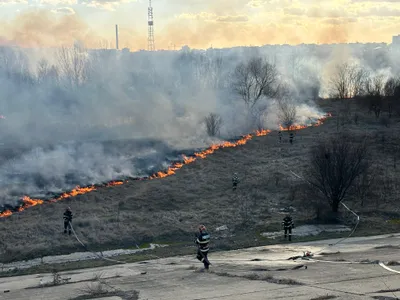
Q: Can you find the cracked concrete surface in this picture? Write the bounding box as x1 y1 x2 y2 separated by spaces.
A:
1 233 400 300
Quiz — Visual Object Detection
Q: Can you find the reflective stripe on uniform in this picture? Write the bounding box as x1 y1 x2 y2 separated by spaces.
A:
196 239 209 244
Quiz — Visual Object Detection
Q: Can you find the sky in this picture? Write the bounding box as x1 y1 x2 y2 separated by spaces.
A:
0 0 400 50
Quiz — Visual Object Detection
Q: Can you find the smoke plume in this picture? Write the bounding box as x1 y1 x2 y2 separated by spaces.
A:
0 35 395 207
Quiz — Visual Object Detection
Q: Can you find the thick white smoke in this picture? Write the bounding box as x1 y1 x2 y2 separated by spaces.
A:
0 44 393 206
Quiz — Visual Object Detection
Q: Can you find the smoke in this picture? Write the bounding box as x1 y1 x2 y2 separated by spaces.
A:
0 10 99 48
0 3 393 51
0 35 396 206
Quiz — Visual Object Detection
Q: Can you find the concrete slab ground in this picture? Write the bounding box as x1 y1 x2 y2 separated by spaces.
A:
1 233 400 300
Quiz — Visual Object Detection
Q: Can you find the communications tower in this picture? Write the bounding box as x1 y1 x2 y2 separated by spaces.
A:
148 0 155 51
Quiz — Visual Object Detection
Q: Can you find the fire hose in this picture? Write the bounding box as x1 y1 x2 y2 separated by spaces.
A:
65 160 397 278
69 221 127 264
68 221 161 264
282 164 360 255
282 164 400 277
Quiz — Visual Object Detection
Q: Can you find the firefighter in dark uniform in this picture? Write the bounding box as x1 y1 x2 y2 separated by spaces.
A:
289 132 294 144
278 131 282 143
232 173 239 191
282 214 294 241
63 207 73 235
195 224 211 270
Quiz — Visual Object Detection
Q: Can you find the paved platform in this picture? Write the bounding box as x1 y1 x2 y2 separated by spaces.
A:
1 233 400 300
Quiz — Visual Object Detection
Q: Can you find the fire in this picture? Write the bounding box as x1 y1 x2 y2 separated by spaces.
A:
0 113 331 218
255 129 272 136
21 196 44 206
279 124 308 131
107 181 124 186
55 186 97 200
0 210 12 217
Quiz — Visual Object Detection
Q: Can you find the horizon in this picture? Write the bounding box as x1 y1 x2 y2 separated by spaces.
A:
1 0 400 51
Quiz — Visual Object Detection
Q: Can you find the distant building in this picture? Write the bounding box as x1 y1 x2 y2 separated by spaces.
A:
392 35 400 46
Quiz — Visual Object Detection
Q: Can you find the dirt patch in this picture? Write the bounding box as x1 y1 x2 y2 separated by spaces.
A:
70 288 139 300
373 288 400 293
212 271 303 285
320 251 341 256
374 245 400 250
310 296 337 300
26 270 122 290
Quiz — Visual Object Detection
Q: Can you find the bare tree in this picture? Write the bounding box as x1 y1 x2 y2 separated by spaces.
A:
36 58 59 85
307 134 369 213
384 77 400 97
56 44 90 88
364 74 385 119
0 48 34 85
365 74 385 96
231 57 278 109
330 63 368 99
277 97 297 129
384 76 400 117
352 167 374 207
275 82 292 100
204 113 223 137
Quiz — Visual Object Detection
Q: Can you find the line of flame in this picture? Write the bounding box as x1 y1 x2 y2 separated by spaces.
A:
0 113 332 218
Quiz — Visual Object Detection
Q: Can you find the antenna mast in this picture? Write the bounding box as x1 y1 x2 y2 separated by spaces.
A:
148 0 155 51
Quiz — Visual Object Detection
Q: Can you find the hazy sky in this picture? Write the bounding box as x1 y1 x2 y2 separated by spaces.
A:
0 0 400 50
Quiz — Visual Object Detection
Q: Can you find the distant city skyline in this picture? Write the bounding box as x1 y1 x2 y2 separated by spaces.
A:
0 0 400 50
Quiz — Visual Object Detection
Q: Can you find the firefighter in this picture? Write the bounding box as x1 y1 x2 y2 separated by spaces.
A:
232 173 239 191
289 132 294 144
282 214 294 241
278 131 282 143
195 224 211 270
63 207 73 235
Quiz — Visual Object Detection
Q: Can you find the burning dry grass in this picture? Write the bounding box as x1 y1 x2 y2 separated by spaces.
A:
0 115 330 218
0 99 400 263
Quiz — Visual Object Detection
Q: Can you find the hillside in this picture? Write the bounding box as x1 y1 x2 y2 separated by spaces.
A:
1 99 400 264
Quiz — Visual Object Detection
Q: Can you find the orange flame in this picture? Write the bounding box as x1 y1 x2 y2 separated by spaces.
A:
0 210 12 217
0 113 331 218
106 181 124 186
279 124 308 131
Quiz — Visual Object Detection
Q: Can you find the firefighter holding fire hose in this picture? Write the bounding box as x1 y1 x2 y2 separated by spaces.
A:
63 207 73 235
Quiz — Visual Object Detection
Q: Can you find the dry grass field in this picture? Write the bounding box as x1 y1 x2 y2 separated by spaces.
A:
1 98 400 264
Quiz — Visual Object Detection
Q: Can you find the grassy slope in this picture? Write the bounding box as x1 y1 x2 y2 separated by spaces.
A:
1 99 400 264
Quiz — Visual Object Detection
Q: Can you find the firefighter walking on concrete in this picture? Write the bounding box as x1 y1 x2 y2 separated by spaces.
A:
195 224 211 271
282 214 294 241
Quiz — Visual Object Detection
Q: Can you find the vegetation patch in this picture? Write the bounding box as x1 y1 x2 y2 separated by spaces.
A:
212 271 303 285
70 282 139 300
